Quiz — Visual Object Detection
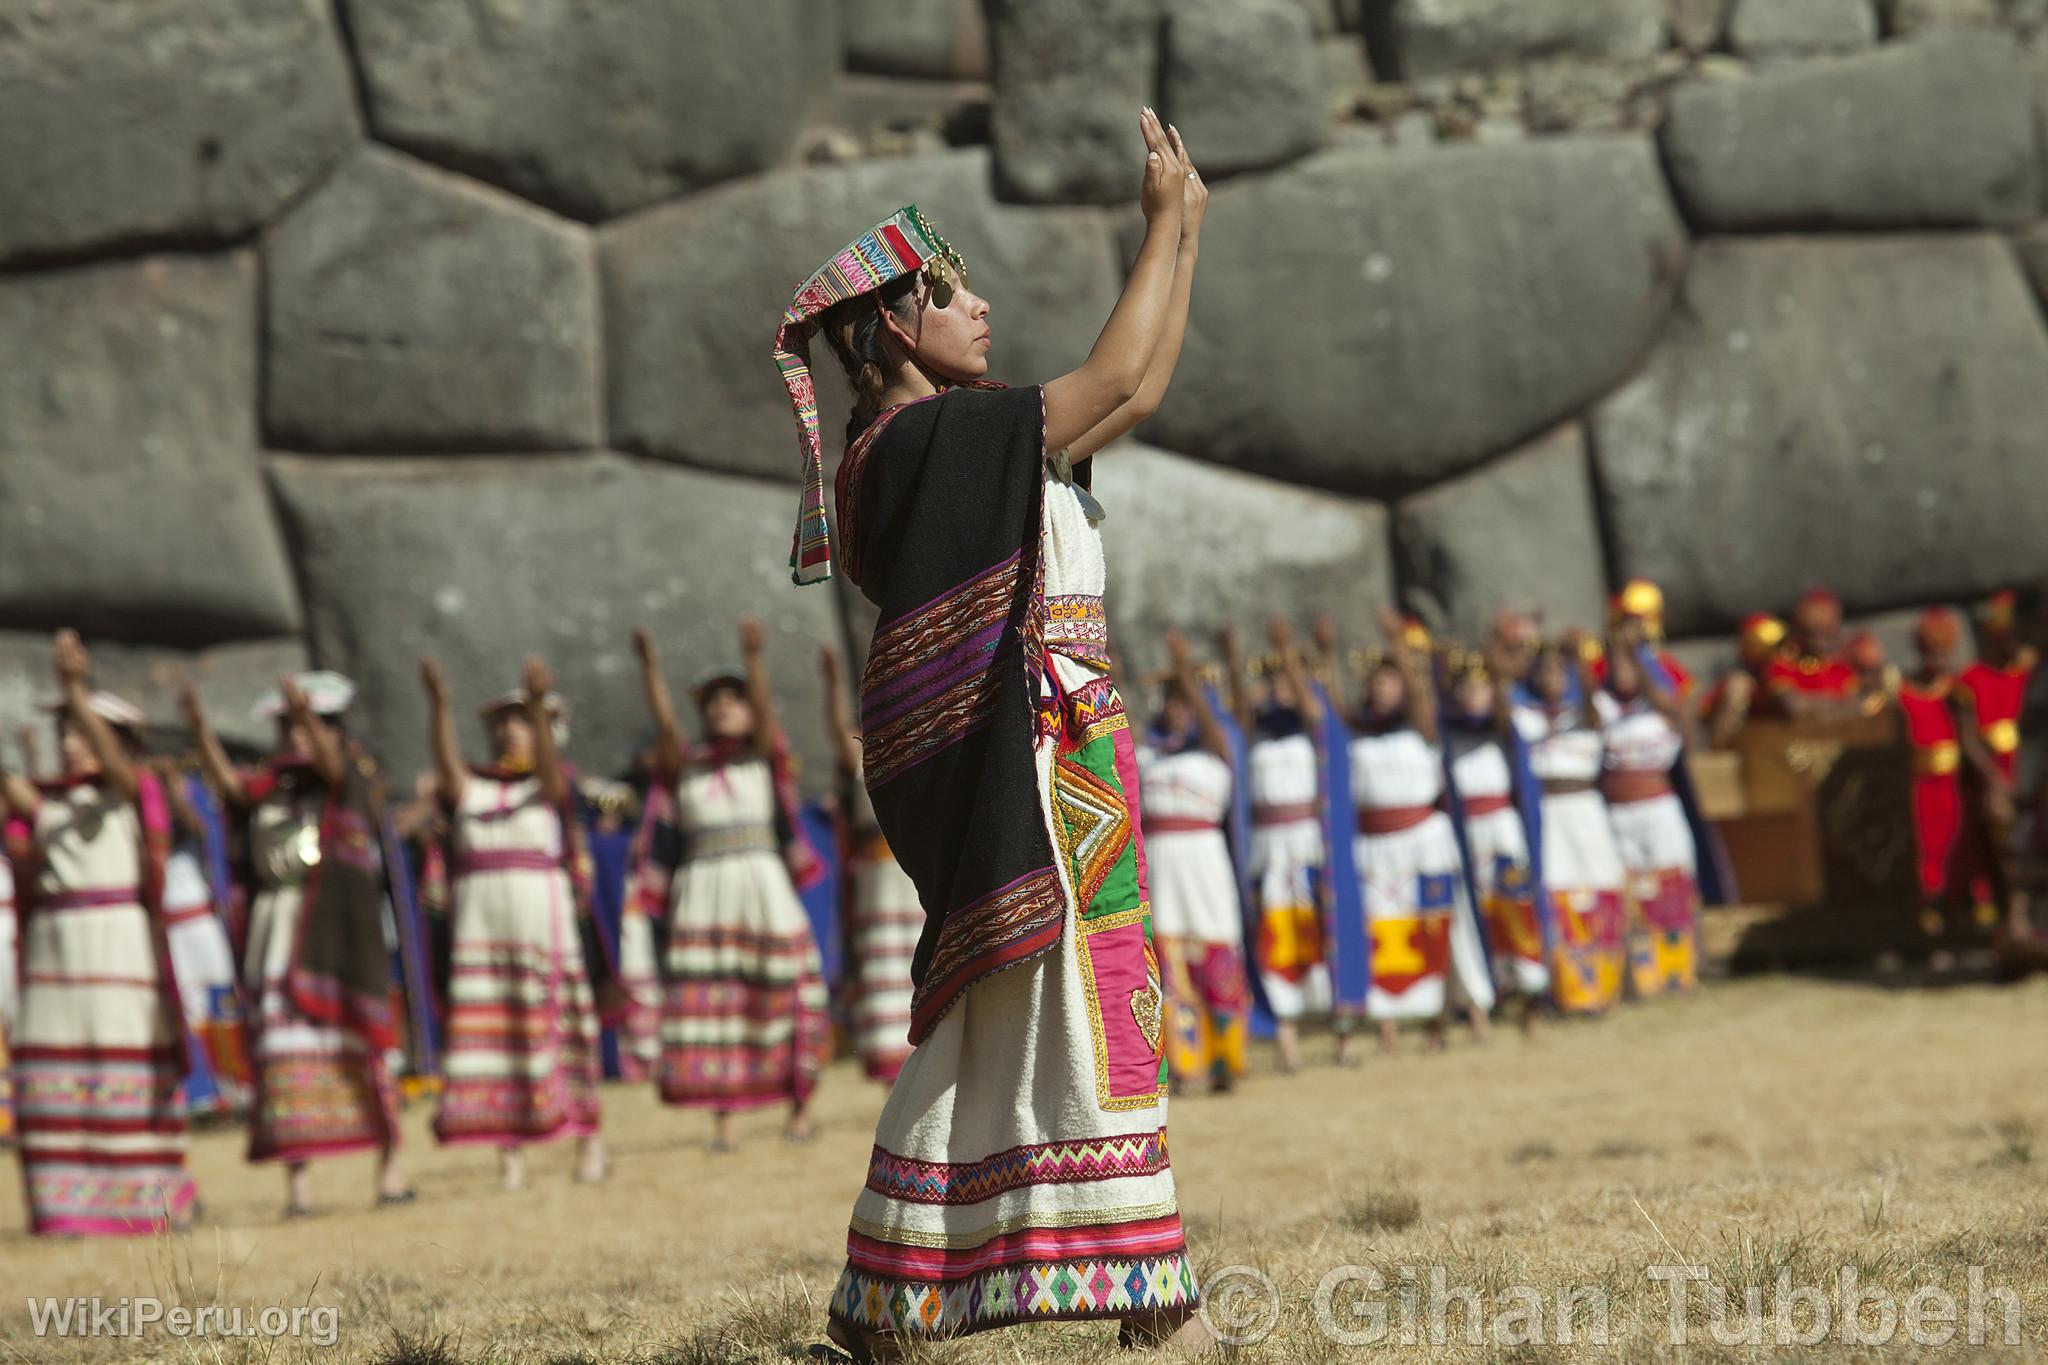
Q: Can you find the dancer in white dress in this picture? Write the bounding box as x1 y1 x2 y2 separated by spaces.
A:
1224 618 1332 1073
1512 638 1629 1016
1137 630 1251 1093
1344 611 1493 1055
1440 650 1547 1011
1599 629 1703 997
186 671 415 1218
4 633 196 1235
425 656 608 1187
634 619 828 1152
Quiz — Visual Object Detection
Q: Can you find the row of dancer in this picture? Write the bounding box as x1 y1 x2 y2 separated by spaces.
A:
1129 601 1724 1091
0 617 921 1235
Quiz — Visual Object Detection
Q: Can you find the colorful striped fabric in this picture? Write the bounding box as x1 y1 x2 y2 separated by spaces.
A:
774 206 957 587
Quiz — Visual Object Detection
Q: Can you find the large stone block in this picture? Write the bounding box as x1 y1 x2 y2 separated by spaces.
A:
1393 424 1610 643
267 454 846 791
843 0 989 79
1162 0 1326 177
1389 0 1664 78
264 148 602 453
1661 29 2039 230
1089 441 1394 685
1144 136 1687 495
343 0 841 221
0 0 357 264
1881 0 2048 36
1728 0 1878 57
603 148 1121 482
990 0 1162 203
0 633 309 761
0 253 300 644
1590 235 2048 636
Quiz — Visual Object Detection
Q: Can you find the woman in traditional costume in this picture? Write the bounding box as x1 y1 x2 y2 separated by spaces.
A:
783 110 1209 1356
821 645 923 1084
424 656 607 1186
633 619 828 1151
1599 624 1707 997
1223 618 1331 1073
3 632 197 1234
185 671 414 1218
1512 637 1629 1014
1137 630 1250 1093
1441 647 1547 1021
1341 612 1493 1056
156 760 252 1117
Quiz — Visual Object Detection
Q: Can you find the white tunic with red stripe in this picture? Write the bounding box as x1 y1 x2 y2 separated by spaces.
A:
1349 727 1494 1021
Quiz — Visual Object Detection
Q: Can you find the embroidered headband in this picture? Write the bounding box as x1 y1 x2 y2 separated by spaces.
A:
773 204 966 586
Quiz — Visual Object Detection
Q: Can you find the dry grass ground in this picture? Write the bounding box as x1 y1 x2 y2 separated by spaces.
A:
3 971 2047 1363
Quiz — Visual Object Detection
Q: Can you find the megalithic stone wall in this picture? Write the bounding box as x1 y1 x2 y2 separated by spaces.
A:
3 0 2047 786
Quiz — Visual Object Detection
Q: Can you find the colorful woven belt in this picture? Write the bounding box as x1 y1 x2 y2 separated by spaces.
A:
685 825 778 861
455 848 561 876
1044 594 1110 669
1602 770 1673 804
1357 805 1434 836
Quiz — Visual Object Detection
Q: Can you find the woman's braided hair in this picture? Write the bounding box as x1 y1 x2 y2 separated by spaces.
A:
820 273 921 440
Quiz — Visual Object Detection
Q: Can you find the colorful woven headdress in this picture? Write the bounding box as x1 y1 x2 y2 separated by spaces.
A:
773 204 966 586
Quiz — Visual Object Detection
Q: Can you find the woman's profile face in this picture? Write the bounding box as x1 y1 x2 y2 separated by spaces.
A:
899 281 992 384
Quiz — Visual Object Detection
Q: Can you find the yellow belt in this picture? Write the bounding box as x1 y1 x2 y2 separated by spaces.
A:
1984 718 2020 755
1912 741 1960 776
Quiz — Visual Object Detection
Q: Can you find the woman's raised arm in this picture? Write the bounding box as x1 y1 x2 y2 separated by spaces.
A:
1041 109 1186 456
1067 127 1206 465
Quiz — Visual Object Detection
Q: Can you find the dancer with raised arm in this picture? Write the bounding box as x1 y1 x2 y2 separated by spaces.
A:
185 672 414 1218
1513 636 1630 1014
425 656 608 1187
1138 630 1251 1094
632 621 828 1152
1236 618 1333 1073
5 632 196 1235
776 110 1210 1356
1344 610 1494 1055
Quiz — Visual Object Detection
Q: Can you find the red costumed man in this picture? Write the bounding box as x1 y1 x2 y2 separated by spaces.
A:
1762 587 1858 719
1896 609 1968 935
1701 611 1788 748
1955 590 2037 924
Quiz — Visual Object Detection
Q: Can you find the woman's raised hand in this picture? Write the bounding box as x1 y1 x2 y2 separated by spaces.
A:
1137 108 1186 228
1168 124 1206 241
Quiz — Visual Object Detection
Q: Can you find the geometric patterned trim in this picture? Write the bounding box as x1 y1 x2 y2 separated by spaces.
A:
908 868 1065 1044
865 1129 1170 1205
1051 753 1132 915
829 1250 1198 1340
861 552 1023 788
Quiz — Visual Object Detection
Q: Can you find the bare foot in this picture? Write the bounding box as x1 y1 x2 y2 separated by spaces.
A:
826 1317 903 1363
499 1148 527 1192
1119 1308 1218 1354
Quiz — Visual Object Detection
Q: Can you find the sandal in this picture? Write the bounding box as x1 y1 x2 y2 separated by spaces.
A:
283 1203 316 1221
376 1189 418 1209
